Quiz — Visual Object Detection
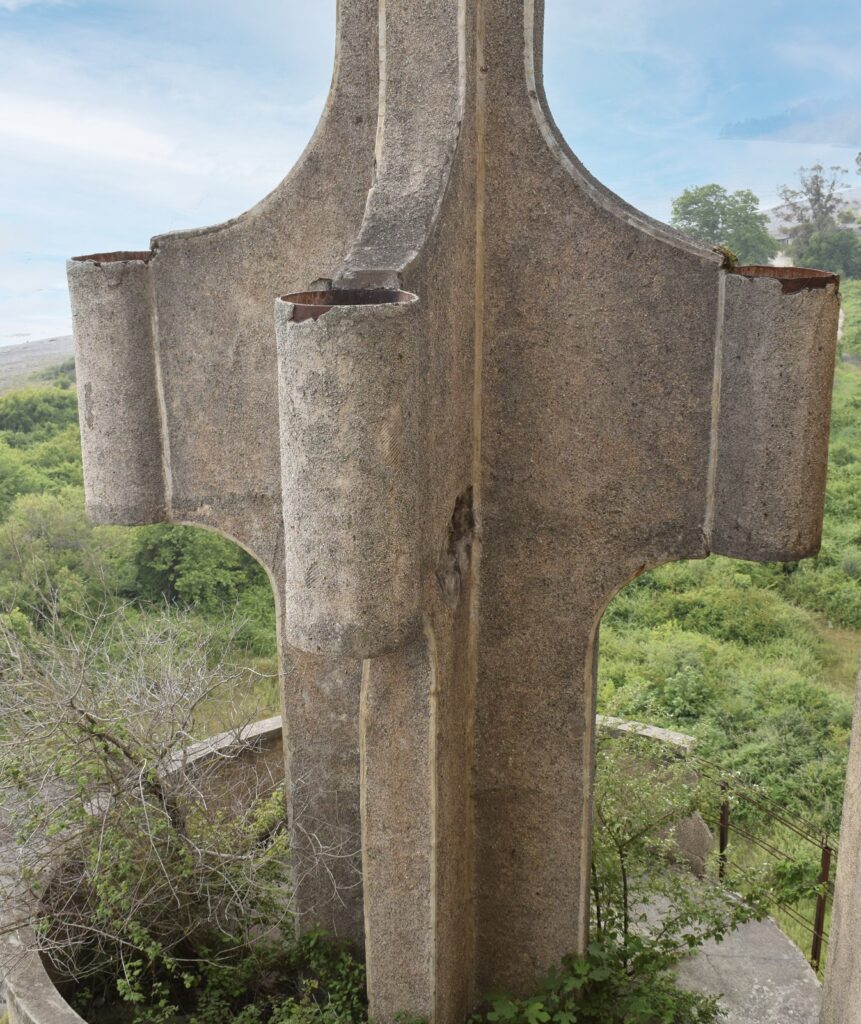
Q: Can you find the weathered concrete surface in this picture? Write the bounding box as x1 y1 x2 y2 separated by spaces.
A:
68 253 165 525
69 0 379 952
280 648 363 945
678 918 822 1024
713 268 839 561
67 0 840 1020
276 292 423 658
821 658 861 1024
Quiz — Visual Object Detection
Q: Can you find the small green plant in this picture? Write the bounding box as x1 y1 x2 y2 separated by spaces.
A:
475 936 722 1024
472 737 764 1024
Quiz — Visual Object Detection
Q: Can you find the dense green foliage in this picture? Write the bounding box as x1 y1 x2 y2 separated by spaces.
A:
793 228 861 278
600 565 852 834
472 939 720 1024
841 280 861 359
670 185 778 265
0 366 277 662
598 377 861 839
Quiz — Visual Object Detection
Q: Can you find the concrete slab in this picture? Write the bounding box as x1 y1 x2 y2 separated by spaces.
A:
677 918 822 1024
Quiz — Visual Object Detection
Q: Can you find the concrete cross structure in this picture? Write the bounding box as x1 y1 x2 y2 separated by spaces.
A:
67 2 841 1021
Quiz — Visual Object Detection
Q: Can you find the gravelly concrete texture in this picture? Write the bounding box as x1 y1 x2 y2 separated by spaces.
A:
677 918 822 1024
822 659 861 1024
63 0 840 1020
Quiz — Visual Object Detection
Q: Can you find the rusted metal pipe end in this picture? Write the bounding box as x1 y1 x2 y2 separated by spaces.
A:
731 265 839 295
71 251 153 266
280 288 418 323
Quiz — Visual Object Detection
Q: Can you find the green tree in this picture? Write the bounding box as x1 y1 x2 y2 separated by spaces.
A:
129 524 269 612
0 488 136 623
0 386 78 444
777 163 861 277
670 185 778 265
779 164 850 239
793 227 861 279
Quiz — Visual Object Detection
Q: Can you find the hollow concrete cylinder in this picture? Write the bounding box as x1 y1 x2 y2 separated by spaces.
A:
712 266 840 562
67 251 166 525
276 289 422 659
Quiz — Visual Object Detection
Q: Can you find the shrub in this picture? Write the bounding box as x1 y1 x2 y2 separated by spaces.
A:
0 605 291 1019
472 737 762 1024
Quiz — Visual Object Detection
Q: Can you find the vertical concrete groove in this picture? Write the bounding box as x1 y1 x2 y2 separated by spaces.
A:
358 658 372 990
703 271 727 549
146 264 173 517
466 0 487 1002
425 621 441 1020
375 0 386 171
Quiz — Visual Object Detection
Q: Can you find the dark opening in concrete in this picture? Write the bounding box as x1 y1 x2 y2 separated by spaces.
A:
281 288 418 323
732 265 839 294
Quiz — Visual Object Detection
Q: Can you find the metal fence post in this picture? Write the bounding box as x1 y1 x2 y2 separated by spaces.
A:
719 782 730 881
811 841 832 972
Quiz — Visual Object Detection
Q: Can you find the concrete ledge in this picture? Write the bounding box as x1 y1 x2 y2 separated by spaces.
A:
677 917 822 1024
596 714 697 756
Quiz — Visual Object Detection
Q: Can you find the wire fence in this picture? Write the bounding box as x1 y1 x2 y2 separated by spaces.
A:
691 754 835 974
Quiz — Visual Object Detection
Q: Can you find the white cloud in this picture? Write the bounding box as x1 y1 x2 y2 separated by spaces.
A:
0 94 185 168
0 0 65 10
0 31 330 206
0 4 335 340
774 40 861 86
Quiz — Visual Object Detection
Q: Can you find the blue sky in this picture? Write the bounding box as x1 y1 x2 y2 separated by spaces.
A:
1 0 860 345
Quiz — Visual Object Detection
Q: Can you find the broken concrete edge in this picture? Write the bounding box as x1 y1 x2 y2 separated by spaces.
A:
731 264 840 295
710 273 840 563
1 718 285 1024
596 714 697 757
279 288 418 323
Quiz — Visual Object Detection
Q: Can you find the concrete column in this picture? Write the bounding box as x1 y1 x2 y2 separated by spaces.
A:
281 641 365 946
821 657 861 1024
361 594 474 1023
